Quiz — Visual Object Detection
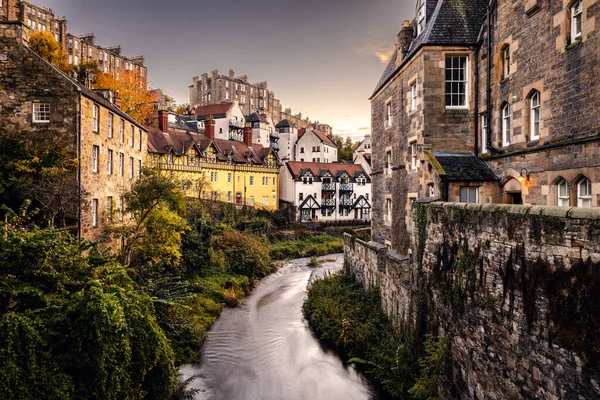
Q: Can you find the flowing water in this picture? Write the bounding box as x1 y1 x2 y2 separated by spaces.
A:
180 254 381 400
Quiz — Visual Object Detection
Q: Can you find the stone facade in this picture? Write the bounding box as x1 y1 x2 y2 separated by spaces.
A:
345 202 600 399
0 22 147 242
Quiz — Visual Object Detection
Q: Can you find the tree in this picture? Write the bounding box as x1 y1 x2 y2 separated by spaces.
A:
73 60 100 86
29 31 71 74
94 68 158 126
175 103 191 115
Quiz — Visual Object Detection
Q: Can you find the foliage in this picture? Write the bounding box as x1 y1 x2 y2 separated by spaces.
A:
73 61 100 86
214 230 275 279
174 103 191 115
331 134 357 162
94 67 158 125
270 234 343 260
409 335 452 400
29 31 71 74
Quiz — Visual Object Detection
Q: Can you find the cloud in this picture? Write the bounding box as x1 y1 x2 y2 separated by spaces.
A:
355 43 395 64
358 126 370 131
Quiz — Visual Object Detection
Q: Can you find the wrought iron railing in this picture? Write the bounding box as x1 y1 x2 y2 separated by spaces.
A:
229 119 244 128
339 198 353 206
322 183 336 191
229 131 243 141
322 199 336 207
339 183 354 191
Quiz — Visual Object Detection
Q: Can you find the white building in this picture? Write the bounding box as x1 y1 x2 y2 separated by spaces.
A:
280 161 371 222
193 101 246 141
246 112 277 148
275 119 298 161
353 134 372 175
295 128 338 163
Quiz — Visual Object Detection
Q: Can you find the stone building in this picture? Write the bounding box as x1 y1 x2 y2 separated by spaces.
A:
0 0 147 86
279 162 371 222
188 68 332 132
0 22 147 241
147 111 280 210
370 0 600 253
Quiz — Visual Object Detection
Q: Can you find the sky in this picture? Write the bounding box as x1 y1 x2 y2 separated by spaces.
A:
39 0 417 140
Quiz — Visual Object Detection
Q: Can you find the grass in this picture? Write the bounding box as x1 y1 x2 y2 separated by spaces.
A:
269 234 344 260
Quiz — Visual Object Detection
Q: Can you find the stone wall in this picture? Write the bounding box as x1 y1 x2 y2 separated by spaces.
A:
345 202 600 399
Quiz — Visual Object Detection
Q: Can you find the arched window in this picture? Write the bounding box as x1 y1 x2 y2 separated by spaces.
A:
530 91 541 140
577 177 592 207
557 179 570 206
502 104 511 146
502 45 510 79
571 0 583 42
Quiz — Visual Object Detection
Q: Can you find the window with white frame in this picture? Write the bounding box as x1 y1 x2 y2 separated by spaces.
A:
502 104 511 146
571 0 583 42
460 187 478 203
249 196 255 206
119 153 124 176
411 83 417 111
93 104 99 132
228 173 232 183
129 157 134 179
557 179 570 206
130 126 135 147
577 177 592 207
108 113 114 138
120 119 124 143
386 151 392 176
445 56 468 108
385 101 393 128
385 198 392 225
481 114 488 153
167 152 173 165
410 142 418 169
530 91 541 140
249 176 254 186
502 46 510 79
417 1 426 35
107 149 113 175
92 199 98 227
32 103 50 123
92 145 99 173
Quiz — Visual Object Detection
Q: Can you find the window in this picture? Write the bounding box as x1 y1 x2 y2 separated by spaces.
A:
530 91 541 140
107 149 113 175
445 56 468 108
571 0 583 42
385 199 392 225
410 142 418 169
577 178 592 207
300 147 305 153
107 196 113 219
385 101 393 128
119 197 124 221
417 1 426 35
120 120 124 143
428 184 435 197
273 177 276 186
502 104 511 146
411 83 417 111
138 160 142 178
93 104 99 132
108 113 114 138
92 199 98 227
481 114 488 153
31 102 51 123
502 46 510 79
228 191 232 202
299 193 304 201
138 130 142 151
557 179 570 206
386 151 392 176
92 145 99 173
130 126 135 147
167 152 174 165
460 187 478 203
249 176 254 186
129 157 134 179
249 196 255 206
228 173 232 183
119 153 124 176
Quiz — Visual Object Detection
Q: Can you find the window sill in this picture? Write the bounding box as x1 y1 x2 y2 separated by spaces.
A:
32 120 50 124
567 39 582 49
527 139 540 147
445 106 469 111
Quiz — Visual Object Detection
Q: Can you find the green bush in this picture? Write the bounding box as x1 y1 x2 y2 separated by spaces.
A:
215 230 275 279
269 234 344 260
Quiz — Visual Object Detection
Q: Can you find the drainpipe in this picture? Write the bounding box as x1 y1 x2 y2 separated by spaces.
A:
486 0 504 155
474 45 480 155
76 90 82 241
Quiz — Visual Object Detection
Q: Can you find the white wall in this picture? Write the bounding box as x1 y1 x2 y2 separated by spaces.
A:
295 130 338 163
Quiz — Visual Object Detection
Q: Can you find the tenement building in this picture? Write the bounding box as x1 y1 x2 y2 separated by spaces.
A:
0 23 147 241
370 0 600 253
0 0 147 85
147 110 280 210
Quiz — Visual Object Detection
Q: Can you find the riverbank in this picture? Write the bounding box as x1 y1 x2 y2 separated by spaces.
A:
302 271 451 399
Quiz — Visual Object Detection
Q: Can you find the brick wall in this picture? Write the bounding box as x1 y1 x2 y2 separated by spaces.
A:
345 202 600 398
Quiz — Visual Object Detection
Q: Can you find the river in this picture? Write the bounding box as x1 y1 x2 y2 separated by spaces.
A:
179 254 381 400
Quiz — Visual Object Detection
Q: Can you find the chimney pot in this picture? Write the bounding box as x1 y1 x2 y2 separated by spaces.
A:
243 124 253 147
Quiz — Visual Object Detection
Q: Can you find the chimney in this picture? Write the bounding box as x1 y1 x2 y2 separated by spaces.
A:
398 20 414 59
229 69 235 79
113 90 121 108
205 116 215 140
158 109 169 133
243 123 253 147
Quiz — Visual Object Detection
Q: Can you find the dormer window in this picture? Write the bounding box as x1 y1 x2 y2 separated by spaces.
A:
417 1 426 35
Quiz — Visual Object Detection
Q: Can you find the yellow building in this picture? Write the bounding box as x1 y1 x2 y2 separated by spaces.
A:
147 111 279 210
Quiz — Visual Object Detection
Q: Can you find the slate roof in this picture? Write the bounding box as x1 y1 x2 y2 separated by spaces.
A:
275 119 292 128
169 115 202 133
371 0 487 98
431 152 498 182
245 112 267 123
286 162 370 182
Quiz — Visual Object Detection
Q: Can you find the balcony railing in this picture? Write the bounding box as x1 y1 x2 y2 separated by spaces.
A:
229 131 243 141
229 119 244 128
322 183 336 192
339 198 353 207
322 199 336 207
339 183 354 192
270 131 279 140
271 141 280 151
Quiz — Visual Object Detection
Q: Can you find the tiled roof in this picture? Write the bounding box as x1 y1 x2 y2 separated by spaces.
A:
286 162 369 181
431 152 498 182
194 103 232 118
371 0 487 98
297 128 336 147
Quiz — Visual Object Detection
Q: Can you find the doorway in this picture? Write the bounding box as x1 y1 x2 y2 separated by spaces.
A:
503 178 522 204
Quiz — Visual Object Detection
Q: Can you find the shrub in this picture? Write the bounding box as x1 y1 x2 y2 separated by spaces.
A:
215 231 275 279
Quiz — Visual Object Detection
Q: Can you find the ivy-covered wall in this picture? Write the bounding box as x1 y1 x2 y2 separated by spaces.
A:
345 202 600 399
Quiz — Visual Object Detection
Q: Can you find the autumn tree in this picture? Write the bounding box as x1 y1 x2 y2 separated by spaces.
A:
94 68 158 126
29 31 71 74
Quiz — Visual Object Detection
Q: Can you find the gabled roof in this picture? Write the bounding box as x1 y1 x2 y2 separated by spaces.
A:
245 112 267 123
194 103 232 118
297 128 336 147
353 195 372 209
299 195 321 210
286 162 369 181
371 0 487 99
427 152 499 182
275 119 292 128
147 127 198 155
